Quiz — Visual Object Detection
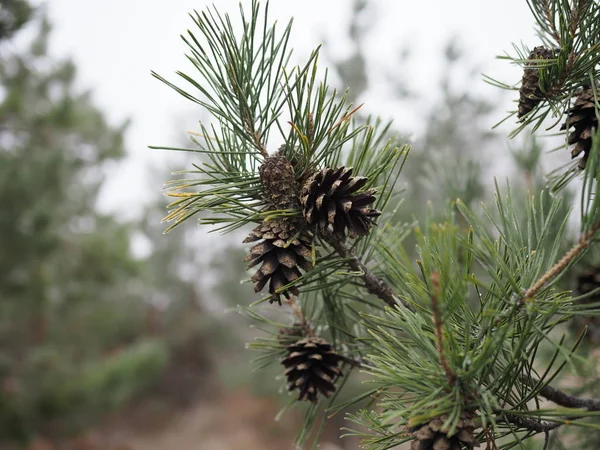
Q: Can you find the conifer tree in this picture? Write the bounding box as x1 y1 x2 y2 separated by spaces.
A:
155 1 600 448
0 8 214 443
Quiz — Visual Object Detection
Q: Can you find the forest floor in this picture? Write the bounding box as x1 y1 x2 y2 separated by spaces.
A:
24 388 354 450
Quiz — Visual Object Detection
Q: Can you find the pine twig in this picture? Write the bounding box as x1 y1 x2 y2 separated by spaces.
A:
285 295 305 322
539 383 600 411
285 295 314 337
520 220 600 305
430 272 456 386
498 413 568 433
543 0 561 44
326 237 413 310
569 0 588 39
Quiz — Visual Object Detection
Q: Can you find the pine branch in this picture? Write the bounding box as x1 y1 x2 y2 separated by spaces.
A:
521 220 600 305
539 383 600 411
326 237 412 310
542 0 561 44
569 0 588 38
495 0 600 139
498 413 567 433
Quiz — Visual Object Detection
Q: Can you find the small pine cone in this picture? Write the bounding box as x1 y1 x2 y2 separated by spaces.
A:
518 46 554 118
259 152 300 210
243 218 313 304
561 87 598 169
410 413 479 450
281 337 343 403
300 167 381 238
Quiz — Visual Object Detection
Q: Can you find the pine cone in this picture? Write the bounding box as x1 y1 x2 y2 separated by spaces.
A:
518 46 554 118
300 167 381 238
410 413 479 450
281 337 343 403
561 87 598 169
259 152 299 210
243 218 313 304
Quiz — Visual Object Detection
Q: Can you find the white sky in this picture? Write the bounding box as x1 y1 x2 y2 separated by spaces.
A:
44 0 537 219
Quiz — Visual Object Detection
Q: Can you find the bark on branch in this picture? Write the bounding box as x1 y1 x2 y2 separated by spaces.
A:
326 237 413 310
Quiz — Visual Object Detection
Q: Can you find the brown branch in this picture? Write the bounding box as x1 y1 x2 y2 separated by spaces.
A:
498 413 570 433
539 383 600 411
497 378 600 433
326 237 413 310
520 221 600 305
569 0 589 39
543 0 561 44
285 295 305 322
430 272 456 386
284 295 314 337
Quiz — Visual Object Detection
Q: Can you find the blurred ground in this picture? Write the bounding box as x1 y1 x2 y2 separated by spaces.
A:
21 388 351 450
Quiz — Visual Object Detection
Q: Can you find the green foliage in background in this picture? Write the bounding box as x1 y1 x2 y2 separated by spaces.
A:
0 7 218 443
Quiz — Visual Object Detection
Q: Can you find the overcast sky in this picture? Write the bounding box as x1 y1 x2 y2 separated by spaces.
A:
44 0 537 219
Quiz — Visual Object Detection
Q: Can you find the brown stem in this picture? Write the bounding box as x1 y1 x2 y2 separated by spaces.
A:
430 272 456 386
498 413 573 433
569 0 588 39
285 295 304 321
285 295 314 336
543 0 561 44
326 237 413 310
539 383 600 411
520 221 600 305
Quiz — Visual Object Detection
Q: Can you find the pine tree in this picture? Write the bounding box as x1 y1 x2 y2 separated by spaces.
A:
0 10 214 443
155 1 600 448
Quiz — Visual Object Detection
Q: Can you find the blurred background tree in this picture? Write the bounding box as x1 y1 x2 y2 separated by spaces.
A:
0 4 218 444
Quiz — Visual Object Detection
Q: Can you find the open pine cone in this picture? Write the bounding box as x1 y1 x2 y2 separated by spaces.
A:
561 87 598 169
281 337 343 403
243 151 314 303
243 218 313 304
518 46 554 118
409 413 479 450
300 166 381 238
